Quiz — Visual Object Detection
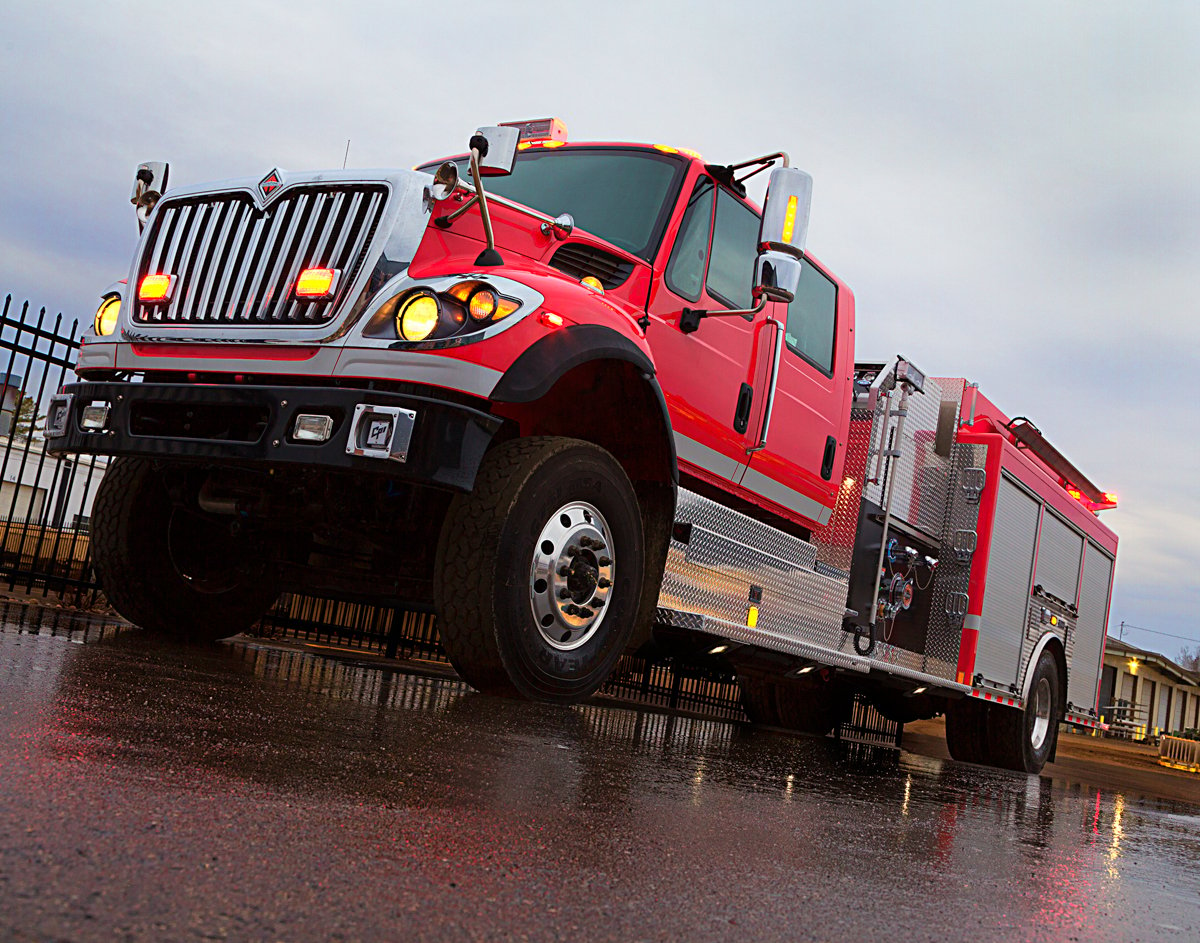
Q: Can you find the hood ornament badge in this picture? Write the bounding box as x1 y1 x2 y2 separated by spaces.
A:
258 169 283 204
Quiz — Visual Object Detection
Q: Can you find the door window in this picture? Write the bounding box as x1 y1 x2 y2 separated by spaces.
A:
705 189 760 310
784 261 837 376
664 179 715 302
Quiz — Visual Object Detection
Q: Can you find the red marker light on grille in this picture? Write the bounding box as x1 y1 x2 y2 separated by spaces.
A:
138 273 176 303
295 268 339 299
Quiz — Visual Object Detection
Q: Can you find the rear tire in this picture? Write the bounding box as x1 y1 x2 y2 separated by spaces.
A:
947 649 1063 773
434 437 644 703
91 458 280 643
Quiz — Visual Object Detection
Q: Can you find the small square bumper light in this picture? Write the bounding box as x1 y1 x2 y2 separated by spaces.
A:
81 402 111 431
293 413 334 442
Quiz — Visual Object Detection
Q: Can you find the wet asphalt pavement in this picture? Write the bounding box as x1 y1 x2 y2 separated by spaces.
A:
1 604 1198 942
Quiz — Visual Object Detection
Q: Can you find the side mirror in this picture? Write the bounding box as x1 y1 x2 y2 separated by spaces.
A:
470 126 519 177
130 161 169 232
753 251 803 304
752 167 812 305
757 167 812 257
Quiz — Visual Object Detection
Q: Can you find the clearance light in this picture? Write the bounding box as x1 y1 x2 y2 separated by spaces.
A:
747 605 759 628
540 312 564 328
138 273 176 303
781 195 799 245
653 144 679 154
796 665 815 675
295 267 339 299
580 276 604 294
678 148 704 160
708 644 729 655
94 296 120 336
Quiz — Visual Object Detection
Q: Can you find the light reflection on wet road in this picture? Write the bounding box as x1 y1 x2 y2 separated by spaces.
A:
1 604 1197 941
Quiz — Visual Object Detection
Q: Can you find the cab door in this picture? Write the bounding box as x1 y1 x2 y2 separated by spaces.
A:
735 258 851 529
646 177 770 489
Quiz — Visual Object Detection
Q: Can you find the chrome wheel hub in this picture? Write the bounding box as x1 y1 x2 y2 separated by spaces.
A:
529 501 614 651
1030 676 1052 751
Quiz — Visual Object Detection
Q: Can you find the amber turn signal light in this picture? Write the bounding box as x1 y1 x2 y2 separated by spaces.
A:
295 268 339 299
138 273 176 303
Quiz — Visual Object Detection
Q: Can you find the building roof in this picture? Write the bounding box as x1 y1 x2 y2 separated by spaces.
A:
1106 635 1199 687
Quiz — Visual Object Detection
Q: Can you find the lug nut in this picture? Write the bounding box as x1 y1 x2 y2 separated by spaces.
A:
579 536 593 549
557 588 571 599
556 565 570 577
578 608 593 619
590 598 604 608
598 556 612 567
592 540 606 551
567 545 580 557
597 577 611 589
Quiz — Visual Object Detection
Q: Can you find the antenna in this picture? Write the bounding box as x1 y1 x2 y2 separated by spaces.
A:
343 139 351 170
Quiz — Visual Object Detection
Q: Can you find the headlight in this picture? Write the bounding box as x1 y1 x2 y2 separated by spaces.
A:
466 286 498 322
363 275 541 347
94 295 120 336
396 292 441 341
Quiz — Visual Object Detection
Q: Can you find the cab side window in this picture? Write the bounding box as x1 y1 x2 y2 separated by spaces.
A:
784 260 837 375
706 188 760 310
664 179 715 302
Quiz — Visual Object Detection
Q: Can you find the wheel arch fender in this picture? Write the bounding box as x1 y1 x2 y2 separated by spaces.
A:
1020 632 1068 709
490 323 677 485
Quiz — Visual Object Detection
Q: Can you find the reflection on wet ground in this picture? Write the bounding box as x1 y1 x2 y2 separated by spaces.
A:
1 603 1198 941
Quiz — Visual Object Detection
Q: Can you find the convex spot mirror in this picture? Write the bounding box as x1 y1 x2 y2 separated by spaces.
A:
131 161 169 232
471 125 519 177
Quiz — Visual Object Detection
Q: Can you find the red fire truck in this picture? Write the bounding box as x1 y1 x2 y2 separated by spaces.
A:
46 119 1118 773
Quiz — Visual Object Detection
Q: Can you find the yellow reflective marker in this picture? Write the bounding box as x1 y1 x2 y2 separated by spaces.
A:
781 195 799 244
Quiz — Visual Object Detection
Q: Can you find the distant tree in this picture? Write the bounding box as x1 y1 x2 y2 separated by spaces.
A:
11 393 43 439
1178 645 1200 673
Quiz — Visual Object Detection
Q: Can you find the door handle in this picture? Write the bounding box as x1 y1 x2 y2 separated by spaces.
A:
733 383 754 434
821 435 837 480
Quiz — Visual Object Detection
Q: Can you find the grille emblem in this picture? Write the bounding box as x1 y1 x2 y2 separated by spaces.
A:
258 169 283 203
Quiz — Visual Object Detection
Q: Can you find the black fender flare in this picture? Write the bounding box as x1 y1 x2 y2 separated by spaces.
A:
490 324 677 485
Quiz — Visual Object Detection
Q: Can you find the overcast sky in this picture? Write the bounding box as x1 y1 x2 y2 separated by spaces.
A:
2 1 1197 657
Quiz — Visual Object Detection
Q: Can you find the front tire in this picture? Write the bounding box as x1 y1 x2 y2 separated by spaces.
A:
434 437 645 702
91 458 280 642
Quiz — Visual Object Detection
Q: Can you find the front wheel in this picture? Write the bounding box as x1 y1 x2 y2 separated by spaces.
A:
91 458 280 642
434 437 645 703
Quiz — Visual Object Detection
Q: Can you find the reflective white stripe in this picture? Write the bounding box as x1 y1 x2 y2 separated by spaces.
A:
674 432 745 481
674 432 833 526
335 348 502 398
739 465 833 526
964 613 983 631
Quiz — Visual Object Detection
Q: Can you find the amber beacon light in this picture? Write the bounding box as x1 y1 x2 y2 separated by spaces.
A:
295 268 339 299
138 273 176 303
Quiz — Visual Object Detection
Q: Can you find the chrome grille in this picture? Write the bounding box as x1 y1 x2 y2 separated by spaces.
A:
133 184 388 326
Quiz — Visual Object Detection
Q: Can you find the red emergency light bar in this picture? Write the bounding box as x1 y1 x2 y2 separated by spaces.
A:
1007 418 1116 512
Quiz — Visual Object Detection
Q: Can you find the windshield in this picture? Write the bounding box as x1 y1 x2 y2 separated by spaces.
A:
422 147 686 260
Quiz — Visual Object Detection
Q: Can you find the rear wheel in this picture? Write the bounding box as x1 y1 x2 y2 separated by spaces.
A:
947 649 1063 773
91 458 280 642
434 437 644 702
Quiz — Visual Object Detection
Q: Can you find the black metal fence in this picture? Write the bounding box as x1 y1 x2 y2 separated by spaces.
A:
0 293 903 740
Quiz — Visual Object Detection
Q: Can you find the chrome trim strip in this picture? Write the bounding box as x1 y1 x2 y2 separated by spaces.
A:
333 348 502 398
739 465 833 526
673 433 745 481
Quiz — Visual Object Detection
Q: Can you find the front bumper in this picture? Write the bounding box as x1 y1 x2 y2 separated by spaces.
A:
45 382 503 492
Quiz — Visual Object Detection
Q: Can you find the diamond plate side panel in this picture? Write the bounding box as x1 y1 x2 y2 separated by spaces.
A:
862 375 952 540
812 408 873 574
659 490 849 652
918 438 984 680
